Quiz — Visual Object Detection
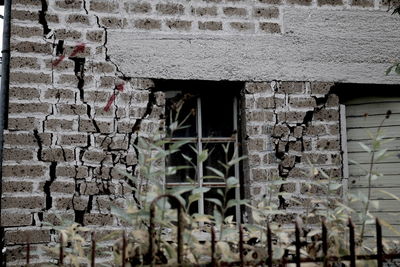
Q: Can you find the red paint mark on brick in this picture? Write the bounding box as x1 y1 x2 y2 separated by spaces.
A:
52 43 86 66
104 82 125 112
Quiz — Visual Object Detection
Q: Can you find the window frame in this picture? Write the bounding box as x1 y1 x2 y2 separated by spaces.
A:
164 90 242 222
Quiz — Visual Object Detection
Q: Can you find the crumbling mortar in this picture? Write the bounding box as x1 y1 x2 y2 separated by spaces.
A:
270 82 337 209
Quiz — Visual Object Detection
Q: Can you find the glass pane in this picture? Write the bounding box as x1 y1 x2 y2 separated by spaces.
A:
203 142 235 183
166 143 197 183
204 187 236 217
201 94 234 137
165 91 197 137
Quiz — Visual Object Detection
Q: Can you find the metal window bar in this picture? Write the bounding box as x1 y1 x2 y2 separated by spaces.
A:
165 94 241 219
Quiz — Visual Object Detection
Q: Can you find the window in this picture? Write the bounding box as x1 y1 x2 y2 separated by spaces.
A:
159 81 243 221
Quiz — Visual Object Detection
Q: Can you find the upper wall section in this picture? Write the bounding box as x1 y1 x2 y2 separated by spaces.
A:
74 0 399 84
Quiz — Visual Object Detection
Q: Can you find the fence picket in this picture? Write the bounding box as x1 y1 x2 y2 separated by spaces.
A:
267 223 272 267
376 218 383 267
239 225 244 267
348 218 356 267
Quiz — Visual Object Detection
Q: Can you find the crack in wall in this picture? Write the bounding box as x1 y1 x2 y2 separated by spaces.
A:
43 162 57 210
39 0 52 37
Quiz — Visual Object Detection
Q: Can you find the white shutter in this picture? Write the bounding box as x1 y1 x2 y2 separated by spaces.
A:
345 97 400 238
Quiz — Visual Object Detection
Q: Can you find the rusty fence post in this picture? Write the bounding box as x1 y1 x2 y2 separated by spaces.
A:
376 218 383 267
239 225 244 267
211 227 216 267
322 219 328 267
59 233 64 266
91 232 96 267
148 194 184 265
266 223 272 267
348 218 356 267
295 220 301 267
122 231 126 267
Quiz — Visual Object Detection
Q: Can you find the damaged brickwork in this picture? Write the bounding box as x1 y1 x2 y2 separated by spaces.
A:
0 0 381 265
243 81 341 223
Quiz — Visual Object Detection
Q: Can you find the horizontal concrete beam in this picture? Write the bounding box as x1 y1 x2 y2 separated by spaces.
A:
108 8 400 84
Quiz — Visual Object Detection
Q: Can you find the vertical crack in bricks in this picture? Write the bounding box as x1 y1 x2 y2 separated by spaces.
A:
39 0 52 37
43 162 57 210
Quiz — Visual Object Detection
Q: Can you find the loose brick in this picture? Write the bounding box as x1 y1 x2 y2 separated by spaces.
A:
54 0 82 9
2 196 45 209
156 3 184 15
10 56 40 69
230 22 254 31
82 150 112 164
56 165 88 178
310 82 334 94
79 119 113 133
313 109 339 121
11 9 38 21
100 17 127 28
245 82 272 94
223 7 247 16
90 62 115 73
10 72 52 84
11 25 42 38
84 214 113 226
54 29 82 40
252 168 279 181
246 110 275 122
41 147 75 162
66 14 90 25
134 18 162 30
4 132 52 146
287 0 313 4
1 213 32 227
43 213 74 226
277 111 307 123
318 0 343 4
277 82 305 94
351 0 374 6
49 181 75 194
54 196 88 210
90 0 119 12
256 96 275 109
13 0 41 6
316 139 340 150
45 119 74 131
259 22 280 33
289 97 317 109
9 103 52 114
165 20 192 31
58 134 88 146
5 229 50 245
86 30 104 43
199 21 222 31
9 87 40 100
191 6 218 16
11 41 52 54
125 2 152 13
258 0 282 4
7 117 38 131
3 148 34 161
253 7 279 18
2 181 34 193
45 89 76 101
57 104 87 115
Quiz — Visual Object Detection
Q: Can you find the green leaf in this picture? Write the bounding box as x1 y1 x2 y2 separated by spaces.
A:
206 166 225 178
226 199 248 209
189 193 201 206
329 183 342 191
197 149 208 163
358 142 371 153
193 187 210 194
227 155 247 166
385 65 394 75
226 177 239 187
205 198 222 208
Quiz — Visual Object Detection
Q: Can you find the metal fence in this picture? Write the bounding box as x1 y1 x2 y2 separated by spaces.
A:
23 194 400 266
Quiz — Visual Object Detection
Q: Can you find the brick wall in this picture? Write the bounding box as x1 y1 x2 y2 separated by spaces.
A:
1 0 385 265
